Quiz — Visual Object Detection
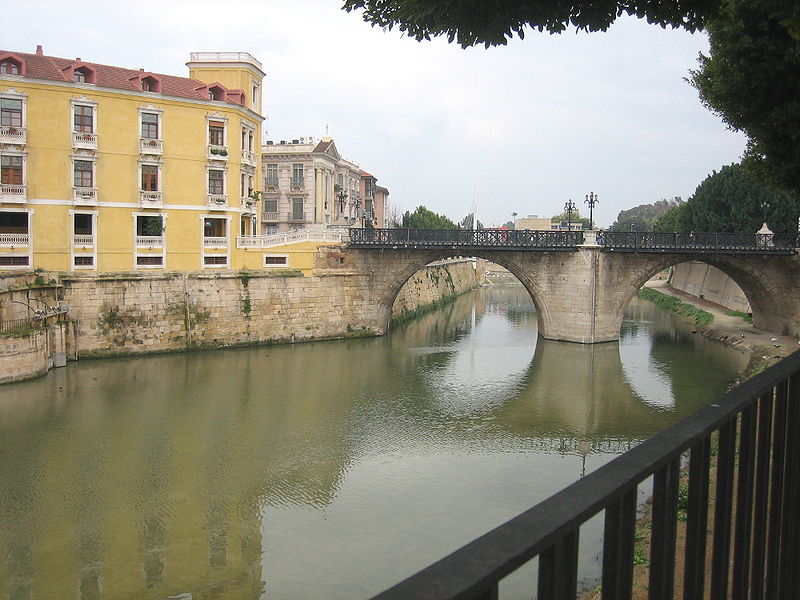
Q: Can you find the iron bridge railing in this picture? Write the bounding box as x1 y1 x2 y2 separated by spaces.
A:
369 350 800 599
602 231 797 254
348 228 584 250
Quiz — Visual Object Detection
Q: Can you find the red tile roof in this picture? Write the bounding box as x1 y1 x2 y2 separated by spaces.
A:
0 49 245 106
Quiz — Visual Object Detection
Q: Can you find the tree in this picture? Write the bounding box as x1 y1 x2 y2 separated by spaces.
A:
652 163 798 233
401 206 458 229
609 198 683 231
459 213 484 230
343 0 717 47
689 1 800 196
551 210 591 229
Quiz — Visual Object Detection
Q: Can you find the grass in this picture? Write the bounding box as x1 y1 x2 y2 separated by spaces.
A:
723 309 753 324
637 287 714 328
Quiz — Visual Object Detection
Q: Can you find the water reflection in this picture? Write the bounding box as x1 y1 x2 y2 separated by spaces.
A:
0 284 747 599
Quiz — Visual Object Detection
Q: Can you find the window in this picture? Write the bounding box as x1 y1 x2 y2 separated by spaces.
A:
141 113 158 139
264 224 278 235
266 163 278 186
204 256 227 265
74 213 92 235
204 218 226 238
0 211 28 233
1 156 23 184
74 70 85 83
252 84 259 108
141 165 159 191
208 121 224 146
292 197 304 220
264 255 288 266
0 60 20 75
208 170 224 195
137 256 163 266
141 76 159 92
74 160 93 187
263 197 278 213
137 215 163 236
74 256 94 266
74 105 93 133
1 98 22 128
292 164 303 186
0 256 29 266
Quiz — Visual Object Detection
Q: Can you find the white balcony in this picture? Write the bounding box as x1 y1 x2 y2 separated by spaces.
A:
0 184 26 204
236 230 343 249
140 138 163 155
73 187 98 205
241 150 258 167
208 194 228 210
136 235 163 248
0 126 25 145
242 197 257 213
73 131 98 150
207 145 228 161
73 234 94 247
262 211 279 222
140 190 163 208
0 233 29 247
203 236 228 248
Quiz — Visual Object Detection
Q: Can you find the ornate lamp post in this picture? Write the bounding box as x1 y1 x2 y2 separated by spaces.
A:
564 199 576 231
511 211 518 230
585 191 599 230
336 186 348 217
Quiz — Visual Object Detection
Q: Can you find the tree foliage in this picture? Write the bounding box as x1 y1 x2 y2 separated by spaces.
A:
459 213 484 230
342 0 718 48
609 198 683 231
401 206 458 229
652 163 798 233
550 210 591 229
689 0 800 195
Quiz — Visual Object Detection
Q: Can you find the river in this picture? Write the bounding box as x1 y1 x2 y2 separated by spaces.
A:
0 284 748 599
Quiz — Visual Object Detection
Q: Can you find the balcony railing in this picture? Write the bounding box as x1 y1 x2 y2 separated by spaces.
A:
139 138 163 154
0 183 26 203
262 211 279 222
287 212 307 223
370 350 800 600
207 145 228 160
73 234 94 247
203 236 228 248
0 233 29 246
237 230 343 248
0 126 26 145
136 235 163 247
72 131 97 150
207 194 228 210
241 197 257 213
140 190 163 208
241 149 258 167
72 187 98 205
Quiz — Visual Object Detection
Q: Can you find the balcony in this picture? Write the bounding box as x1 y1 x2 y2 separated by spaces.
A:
73 187 98 206
287 212 308 223
0 233 29 247
136 235 163 248
262 211 279 222
290 180 304 192
0 126 25 146
73 131 97 150
203 236 228 248
139 138 163 155
73 234 94 247
241 149 258 168
242 197 257 213
207 145 228 161
140 190 163 209
0 183 26 204
207 194 228 210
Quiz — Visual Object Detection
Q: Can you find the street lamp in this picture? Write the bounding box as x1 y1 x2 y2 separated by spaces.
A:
511 211 518 230
564 199 576 231
585 191 599 230
336 186 348 214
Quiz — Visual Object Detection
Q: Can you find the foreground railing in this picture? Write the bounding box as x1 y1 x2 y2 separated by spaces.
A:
349 228 584 249
370 350 800 599
603 231 797 254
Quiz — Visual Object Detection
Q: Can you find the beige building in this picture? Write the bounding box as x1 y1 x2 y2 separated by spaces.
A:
261 136 387 234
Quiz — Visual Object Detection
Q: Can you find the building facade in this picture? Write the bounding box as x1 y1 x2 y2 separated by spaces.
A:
0 46 265 272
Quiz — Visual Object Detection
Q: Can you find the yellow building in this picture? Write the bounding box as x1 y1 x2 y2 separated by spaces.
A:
0 46 271 272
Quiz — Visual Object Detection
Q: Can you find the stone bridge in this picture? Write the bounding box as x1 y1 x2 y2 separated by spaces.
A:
331 231 800 344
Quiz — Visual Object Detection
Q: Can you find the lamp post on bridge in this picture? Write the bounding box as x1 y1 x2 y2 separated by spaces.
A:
336 186 348 221
564 199 576 231
585 191 598 230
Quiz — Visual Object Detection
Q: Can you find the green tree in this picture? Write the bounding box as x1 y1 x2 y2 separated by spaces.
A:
652 163 798 233
551 210 590 229
610 198 683 231
401 206 458 229
689 1 800 195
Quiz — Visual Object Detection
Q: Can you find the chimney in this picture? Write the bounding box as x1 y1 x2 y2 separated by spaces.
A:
36 45 43 56
139 68 144 72
76 57 81 62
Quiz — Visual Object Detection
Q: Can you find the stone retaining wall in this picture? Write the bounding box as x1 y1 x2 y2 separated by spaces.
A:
391 259 484 321
668 261 750 312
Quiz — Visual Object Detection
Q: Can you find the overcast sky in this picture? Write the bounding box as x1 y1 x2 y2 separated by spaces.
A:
3 0 747 227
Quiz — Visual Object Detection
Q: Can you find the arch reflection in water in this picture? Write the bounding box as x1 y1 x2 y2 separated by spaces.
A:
0 285 748 600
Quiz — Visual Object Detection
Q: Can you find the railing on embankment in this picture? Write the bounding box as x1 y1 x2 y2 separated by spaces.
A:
369 350 800 599
348 228 584 250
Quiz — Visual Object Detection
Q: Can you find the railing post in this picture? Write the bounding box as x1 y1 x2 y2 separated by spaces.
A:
602 488 636 599
684 436 711 599
538 530 579 600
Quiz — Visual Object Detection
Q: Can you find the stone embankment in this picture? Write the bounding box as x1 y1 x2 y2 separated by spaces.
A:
0 256 484 384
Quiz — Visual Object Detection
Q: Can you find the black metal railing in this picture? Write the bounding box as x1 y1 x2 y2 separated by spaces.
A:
348 228 584 250
602 231 797 254
0 317 39 335
369 350 800 599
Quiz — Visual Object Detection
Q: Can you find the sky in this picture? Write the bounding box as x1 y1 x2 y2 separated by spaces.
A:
2 0 747 228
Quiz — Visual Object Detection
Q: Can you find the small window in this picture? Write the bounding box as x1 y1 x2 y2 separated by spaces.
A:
208 121 225 146
1 98 23 128
74 256 94 266
136 215 163 236
137 256 163 266
0 256 29 266
204 255 227 265
74 70 85 83
74 213 93 235
0 59 21 75
1 155 23 184
291 164 303 186
0 211 28 233
208 170 224 195
141 76 159 92
203 218 226 238
263 197 278 213
73 105 93 133
264 255 288 267
266 164 278 186
141 165 159 191
73 160 93 187
141 113 158 139
292 197 304 220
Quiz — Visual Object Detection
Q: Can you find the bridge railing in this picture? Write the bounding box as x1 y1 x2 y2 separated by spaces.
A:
369 350 800 600
348 228 584 249
603 231 797 253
